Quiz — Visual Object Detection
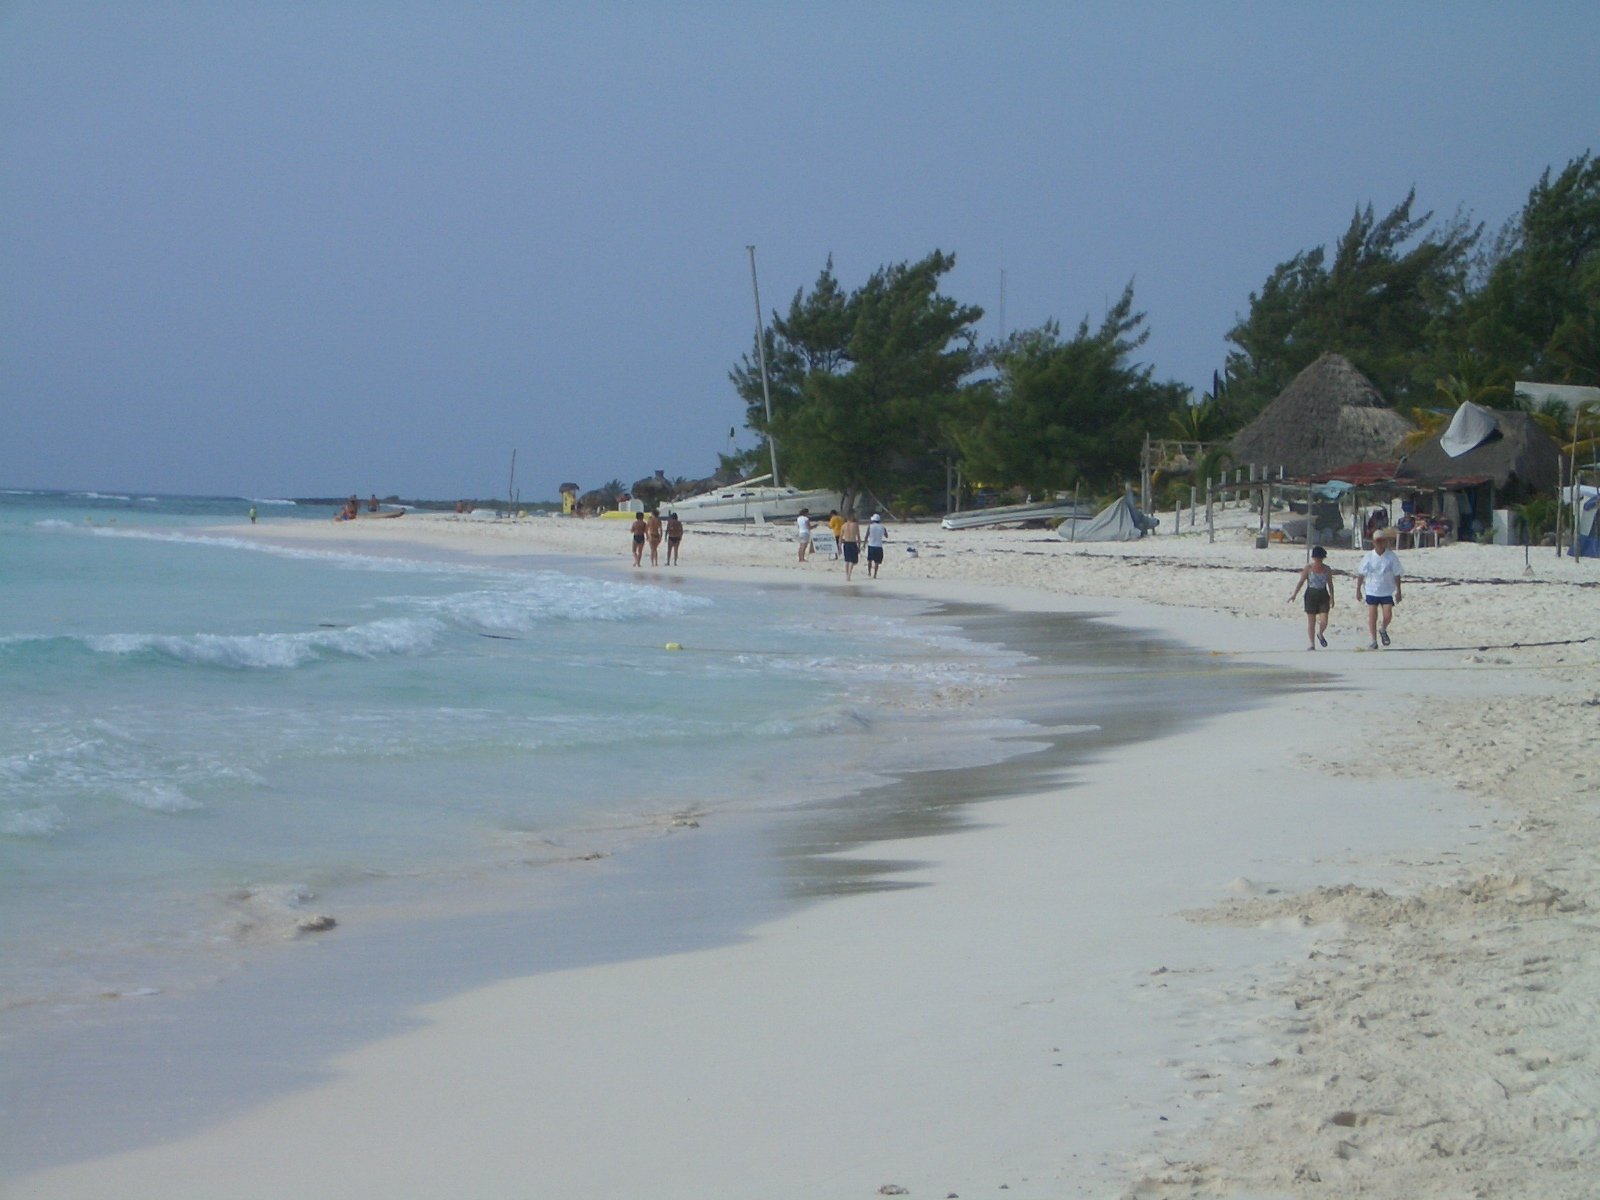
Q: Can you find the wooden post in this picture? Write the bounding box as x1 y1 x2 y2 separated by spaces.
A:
1140 433 1152 513
1556 446 1566 558
1306 483 1314 562
1206 477 1214 544
1189 486 1197 526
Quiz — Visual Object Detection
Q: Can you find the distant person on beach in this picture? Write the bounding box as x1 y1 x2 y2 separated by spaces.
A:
1288 545 1335 650
827 509 844 559
248 505 257 524
645 510 663 565
665 512 683 565
629 513 647 567
368 494 379 512
796 508 812 562
1355 530 1403 649
840 512 861 581
865 513 887 578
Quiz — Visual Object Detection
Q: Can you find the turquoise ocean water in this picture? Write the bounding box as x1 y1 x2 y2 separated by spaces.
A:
0 489 1028 1016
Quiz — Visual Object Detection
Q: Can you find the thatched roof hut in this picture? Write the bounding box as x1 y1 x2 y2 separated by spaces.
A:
1397 407 1560 503
1230 353 1415 477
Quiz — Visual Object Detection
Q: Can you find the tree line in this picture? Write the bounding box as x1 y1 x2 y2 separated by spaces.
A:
729 152 1599 514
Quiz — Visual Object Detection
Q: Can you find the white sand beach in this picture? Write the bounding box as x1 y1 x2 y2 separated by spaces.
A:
9 512 1597 1199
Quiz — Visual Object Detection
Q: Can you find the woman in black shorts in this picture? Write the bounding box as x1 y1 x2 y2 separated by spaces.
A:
1288 545 1334 649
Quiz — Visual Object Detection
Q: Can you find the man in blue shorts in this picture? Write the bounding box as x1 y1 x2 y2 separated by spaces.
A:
1355 529 1403 649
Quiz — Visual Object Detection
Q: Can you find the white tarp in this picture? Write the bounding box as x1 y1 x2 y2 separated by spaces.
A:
1440 401 1500 458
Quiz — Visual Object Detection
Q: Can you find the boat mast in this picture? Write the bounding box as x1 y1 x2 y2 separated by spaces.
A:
746 245 781 486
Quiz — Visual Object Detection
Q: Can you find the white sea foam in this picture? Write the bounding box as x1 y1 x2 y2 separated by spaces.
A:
401 575 709 635
84 617 443 670
246 497 297 506
116 782 202 814
1 805 67 838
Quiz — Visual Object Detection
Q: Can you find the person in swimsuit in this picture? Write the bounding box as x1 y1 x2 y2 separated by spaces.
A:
629 513 647 566
839 512 861 581
645 510 663 565
1288 545 1335 650
665 512 683 565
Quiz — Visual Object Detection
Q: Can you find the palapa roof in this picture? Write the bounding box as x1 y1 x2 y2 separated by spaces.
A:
1230 353 1415 477
1398 408 1561 500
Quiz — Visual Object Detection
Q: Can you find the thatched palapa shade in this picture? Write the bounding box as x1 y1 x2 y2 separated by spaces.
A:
1397 407 1560 503
1230 353 1415 477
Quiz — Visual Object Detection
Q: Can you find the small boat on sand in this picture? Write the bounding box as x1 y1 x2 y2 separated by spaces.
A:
670 475 843 524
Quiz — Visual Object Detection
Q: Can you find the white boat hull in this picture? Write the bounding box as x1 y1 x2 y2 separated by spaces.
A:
670 485 844 524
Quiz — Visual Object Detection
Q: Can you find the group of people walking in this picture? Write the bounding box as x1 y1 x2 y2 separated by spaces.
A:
797 508 886 581
628 510 683 567
1288 530 1405 651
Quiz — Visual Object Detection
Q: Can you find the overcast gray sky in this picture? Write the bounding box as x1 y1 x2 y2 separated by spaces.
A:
3 2 1596 500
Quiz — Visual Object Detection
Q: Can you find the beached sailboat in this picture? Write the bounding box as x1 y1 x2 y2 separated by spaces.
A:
670 473 843 524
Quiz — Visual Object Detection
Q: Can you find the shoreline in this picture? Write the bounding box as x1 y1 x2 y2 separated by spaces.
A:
8 515 1596 1198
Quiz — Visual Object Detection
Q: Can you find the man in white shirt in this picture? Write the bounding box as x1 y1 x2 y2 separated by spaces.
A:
1355 529 1404 649
864 513 888 578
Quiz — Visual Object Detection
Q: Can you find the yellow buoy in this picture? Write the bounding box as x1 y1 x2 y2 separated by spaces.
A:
664 642 682 651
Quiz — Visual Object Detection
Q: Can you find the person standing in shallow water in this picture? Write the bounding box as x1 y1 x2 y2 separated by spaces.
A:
1355 529 1403 649
1288 545 1335 650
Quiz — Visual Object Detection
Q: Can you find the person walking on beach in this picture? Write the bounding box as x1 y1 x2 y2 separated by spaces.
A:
665 512 683 565
1355 529 1403 649
645 510 663 566
839 511 861 581
827 509 844 559
248 505 257 524
864 513 887 578
1288 545 1335 650
796 508 813 563
629 512 647 567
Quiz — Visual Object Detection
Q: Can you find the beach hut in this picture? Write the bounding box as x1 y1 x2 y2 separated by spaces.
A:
1229 353 1415 478
1397 404 1562 538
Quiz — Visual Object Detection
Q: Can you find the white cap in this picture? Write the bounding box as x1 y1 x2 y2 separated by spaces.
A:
870 513 881 522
